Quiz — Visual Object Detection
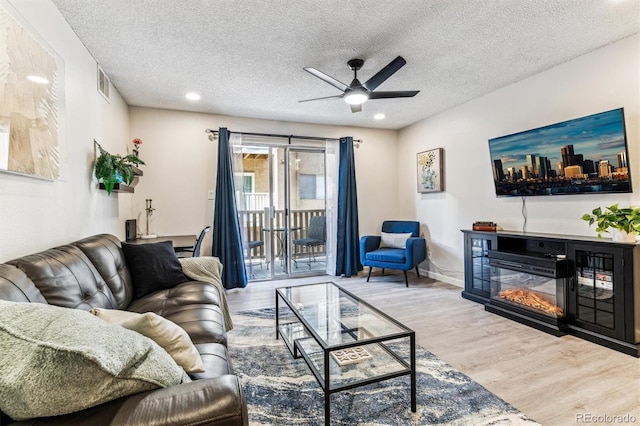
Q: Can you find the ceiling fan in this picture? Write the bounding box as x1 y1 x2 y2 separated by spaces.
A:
300 56 419 113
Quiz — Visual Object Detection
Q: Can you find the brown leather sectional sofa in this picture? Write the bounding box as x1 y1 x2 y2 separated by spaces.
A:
0 234 247 425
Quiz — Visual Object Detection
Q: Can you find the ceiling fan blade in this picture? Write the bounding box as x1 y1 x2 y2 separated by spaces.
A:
303 67 349 92
299 94 344 103
362 56 407 91
350 104 362 113
368 90 419 99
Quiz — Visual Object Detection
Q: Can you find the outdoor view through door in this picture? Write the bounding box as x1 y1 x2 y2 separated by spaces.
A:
232 135 331 281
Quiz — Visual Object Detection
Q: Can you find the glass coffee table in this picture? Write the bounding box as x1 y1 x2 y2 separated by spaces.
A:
275 282 416 425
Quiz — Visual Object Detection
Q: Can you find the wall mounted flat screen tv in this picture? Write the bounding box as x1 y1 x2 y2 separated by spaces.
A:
488 108 631 197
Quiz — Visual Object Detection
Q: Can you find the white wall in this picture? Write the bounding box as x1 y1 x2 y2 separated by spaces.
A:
129 107 399 255
0 0 131 262
7 0 633 276
399 34 640 285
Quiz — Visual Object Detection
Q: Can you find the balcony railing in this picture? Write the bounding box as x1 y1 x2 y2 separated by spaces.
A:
237 192 269 211
238 208 325 260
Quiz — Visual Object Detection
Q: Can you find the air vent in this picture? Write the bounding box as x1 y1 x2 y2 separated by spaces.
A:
97 64 110 102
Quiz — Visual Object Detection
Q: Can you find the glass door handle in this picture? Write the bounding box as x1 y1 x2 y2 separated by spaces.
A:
569 276 575 291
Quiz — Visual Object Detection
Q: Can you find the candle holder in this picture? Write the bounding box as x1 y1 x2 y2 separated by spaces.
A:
141 198 158 239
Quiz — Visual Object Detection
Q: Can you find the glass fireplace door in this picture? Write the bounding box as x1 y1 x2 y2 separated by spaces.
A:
490 266 566 320
568 244 625 340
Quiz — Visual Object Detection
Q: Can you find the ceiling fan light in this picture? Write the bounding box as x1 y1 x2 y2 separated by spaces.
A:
344 91 368 105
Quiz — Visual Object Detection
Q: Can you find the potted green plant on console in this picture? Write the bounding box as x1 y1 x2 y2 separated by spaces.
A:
94 141 145 195
582 204 640 242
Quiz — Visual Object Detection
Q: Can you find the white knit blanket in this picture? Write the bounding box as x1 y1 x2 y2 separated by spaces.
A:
179 257 233 331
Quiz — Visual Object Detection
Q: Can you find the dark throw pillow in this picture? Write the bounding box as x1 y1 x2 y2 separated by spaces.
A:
122 241 190 298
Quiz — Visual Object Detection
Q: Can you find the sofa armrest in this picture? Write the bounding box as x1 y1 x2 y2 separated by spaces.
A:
11 375 247 426
112 375 247 426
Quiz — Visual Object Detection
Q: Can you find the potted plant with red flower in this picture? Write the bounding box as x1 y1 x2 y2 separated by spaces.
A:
94 141 145 195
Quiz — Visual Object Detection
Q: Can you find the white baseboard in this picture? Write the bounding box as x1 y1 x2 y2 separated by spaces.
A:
418 267 463 288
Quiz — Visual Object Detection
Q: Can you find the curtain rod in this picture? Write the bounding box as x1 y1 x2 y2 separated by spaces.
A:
205 129 362 144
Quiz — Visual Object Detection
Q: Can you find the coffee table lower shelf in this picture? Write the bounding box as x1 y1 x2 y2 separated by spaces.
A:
277 322 416 425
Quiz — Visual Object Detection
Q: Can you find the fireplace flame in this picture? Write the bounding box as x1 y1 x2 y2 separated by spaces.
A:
498 288 564 317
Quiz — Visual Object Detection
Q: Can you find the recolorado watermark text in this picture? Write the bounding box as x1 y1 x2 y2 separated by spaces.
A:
576 413 637 424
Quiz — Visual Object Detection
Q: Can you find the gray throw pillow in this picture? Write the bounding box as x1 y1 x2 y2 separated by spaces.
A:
380 232 412 249
90 308 205 373
0 300 189 421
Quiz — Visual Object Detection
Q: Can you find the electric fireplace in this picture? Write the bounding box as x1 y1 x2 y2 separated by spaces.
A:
485 250 569 335
463 229 640 356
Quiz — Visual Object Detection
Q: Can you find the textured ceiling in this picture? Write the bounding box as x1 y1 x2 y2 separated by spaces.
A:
50 0 639 130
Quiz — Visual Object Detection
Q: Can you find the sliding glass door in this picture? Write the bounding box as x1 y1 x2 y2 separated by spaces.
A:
288 148 327 276
232 136 331 281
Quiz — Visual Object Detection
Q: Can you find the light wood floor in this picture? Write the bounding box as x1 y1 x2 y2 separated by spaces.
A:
226 272 640 425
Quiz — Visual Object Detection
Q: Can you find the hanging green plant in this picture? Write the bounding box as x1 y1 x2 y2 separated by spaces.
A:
94 141 145 195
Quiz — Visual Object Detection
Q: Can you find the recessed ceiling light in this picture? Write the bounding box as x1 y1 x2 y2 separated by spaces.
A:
374 113 386 120
185 92 201 101
26 75 49 84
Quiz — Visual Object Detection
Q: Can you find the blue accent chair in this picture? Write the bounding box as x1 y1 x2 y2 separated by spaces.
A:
360 220 427 287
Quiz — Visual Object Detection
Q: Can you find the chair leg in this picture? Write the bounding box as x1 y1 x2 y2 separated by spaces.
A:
367 267 372 282
415 266 419 277
292 245 298 268
403 270 409 287
247 250 255 279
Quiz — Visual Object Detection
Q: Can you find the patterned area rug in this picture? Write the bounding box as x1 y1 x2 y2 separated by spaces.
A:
227 309 539 425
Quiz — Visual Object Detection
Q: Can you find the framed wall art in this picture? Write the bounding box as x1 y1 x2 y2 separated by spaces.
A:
417 148 444 193
0 1 66 180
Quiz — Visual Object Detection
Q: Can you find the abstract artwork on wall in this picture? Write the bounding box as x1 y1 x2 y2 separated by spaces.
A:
0 2 65 180
417 148 444 193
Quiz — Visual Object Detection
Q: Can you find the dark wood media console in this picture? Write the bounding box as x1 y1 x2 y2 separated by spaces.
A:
462 229 640 357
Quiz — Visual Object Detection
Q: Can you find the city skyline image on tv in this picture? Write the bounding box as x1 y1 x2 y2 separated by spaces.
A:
488 108 631 197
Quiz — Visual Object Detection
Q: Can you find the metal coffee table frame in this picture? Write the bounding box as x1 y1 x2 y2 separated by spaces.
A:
275 282 416 425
